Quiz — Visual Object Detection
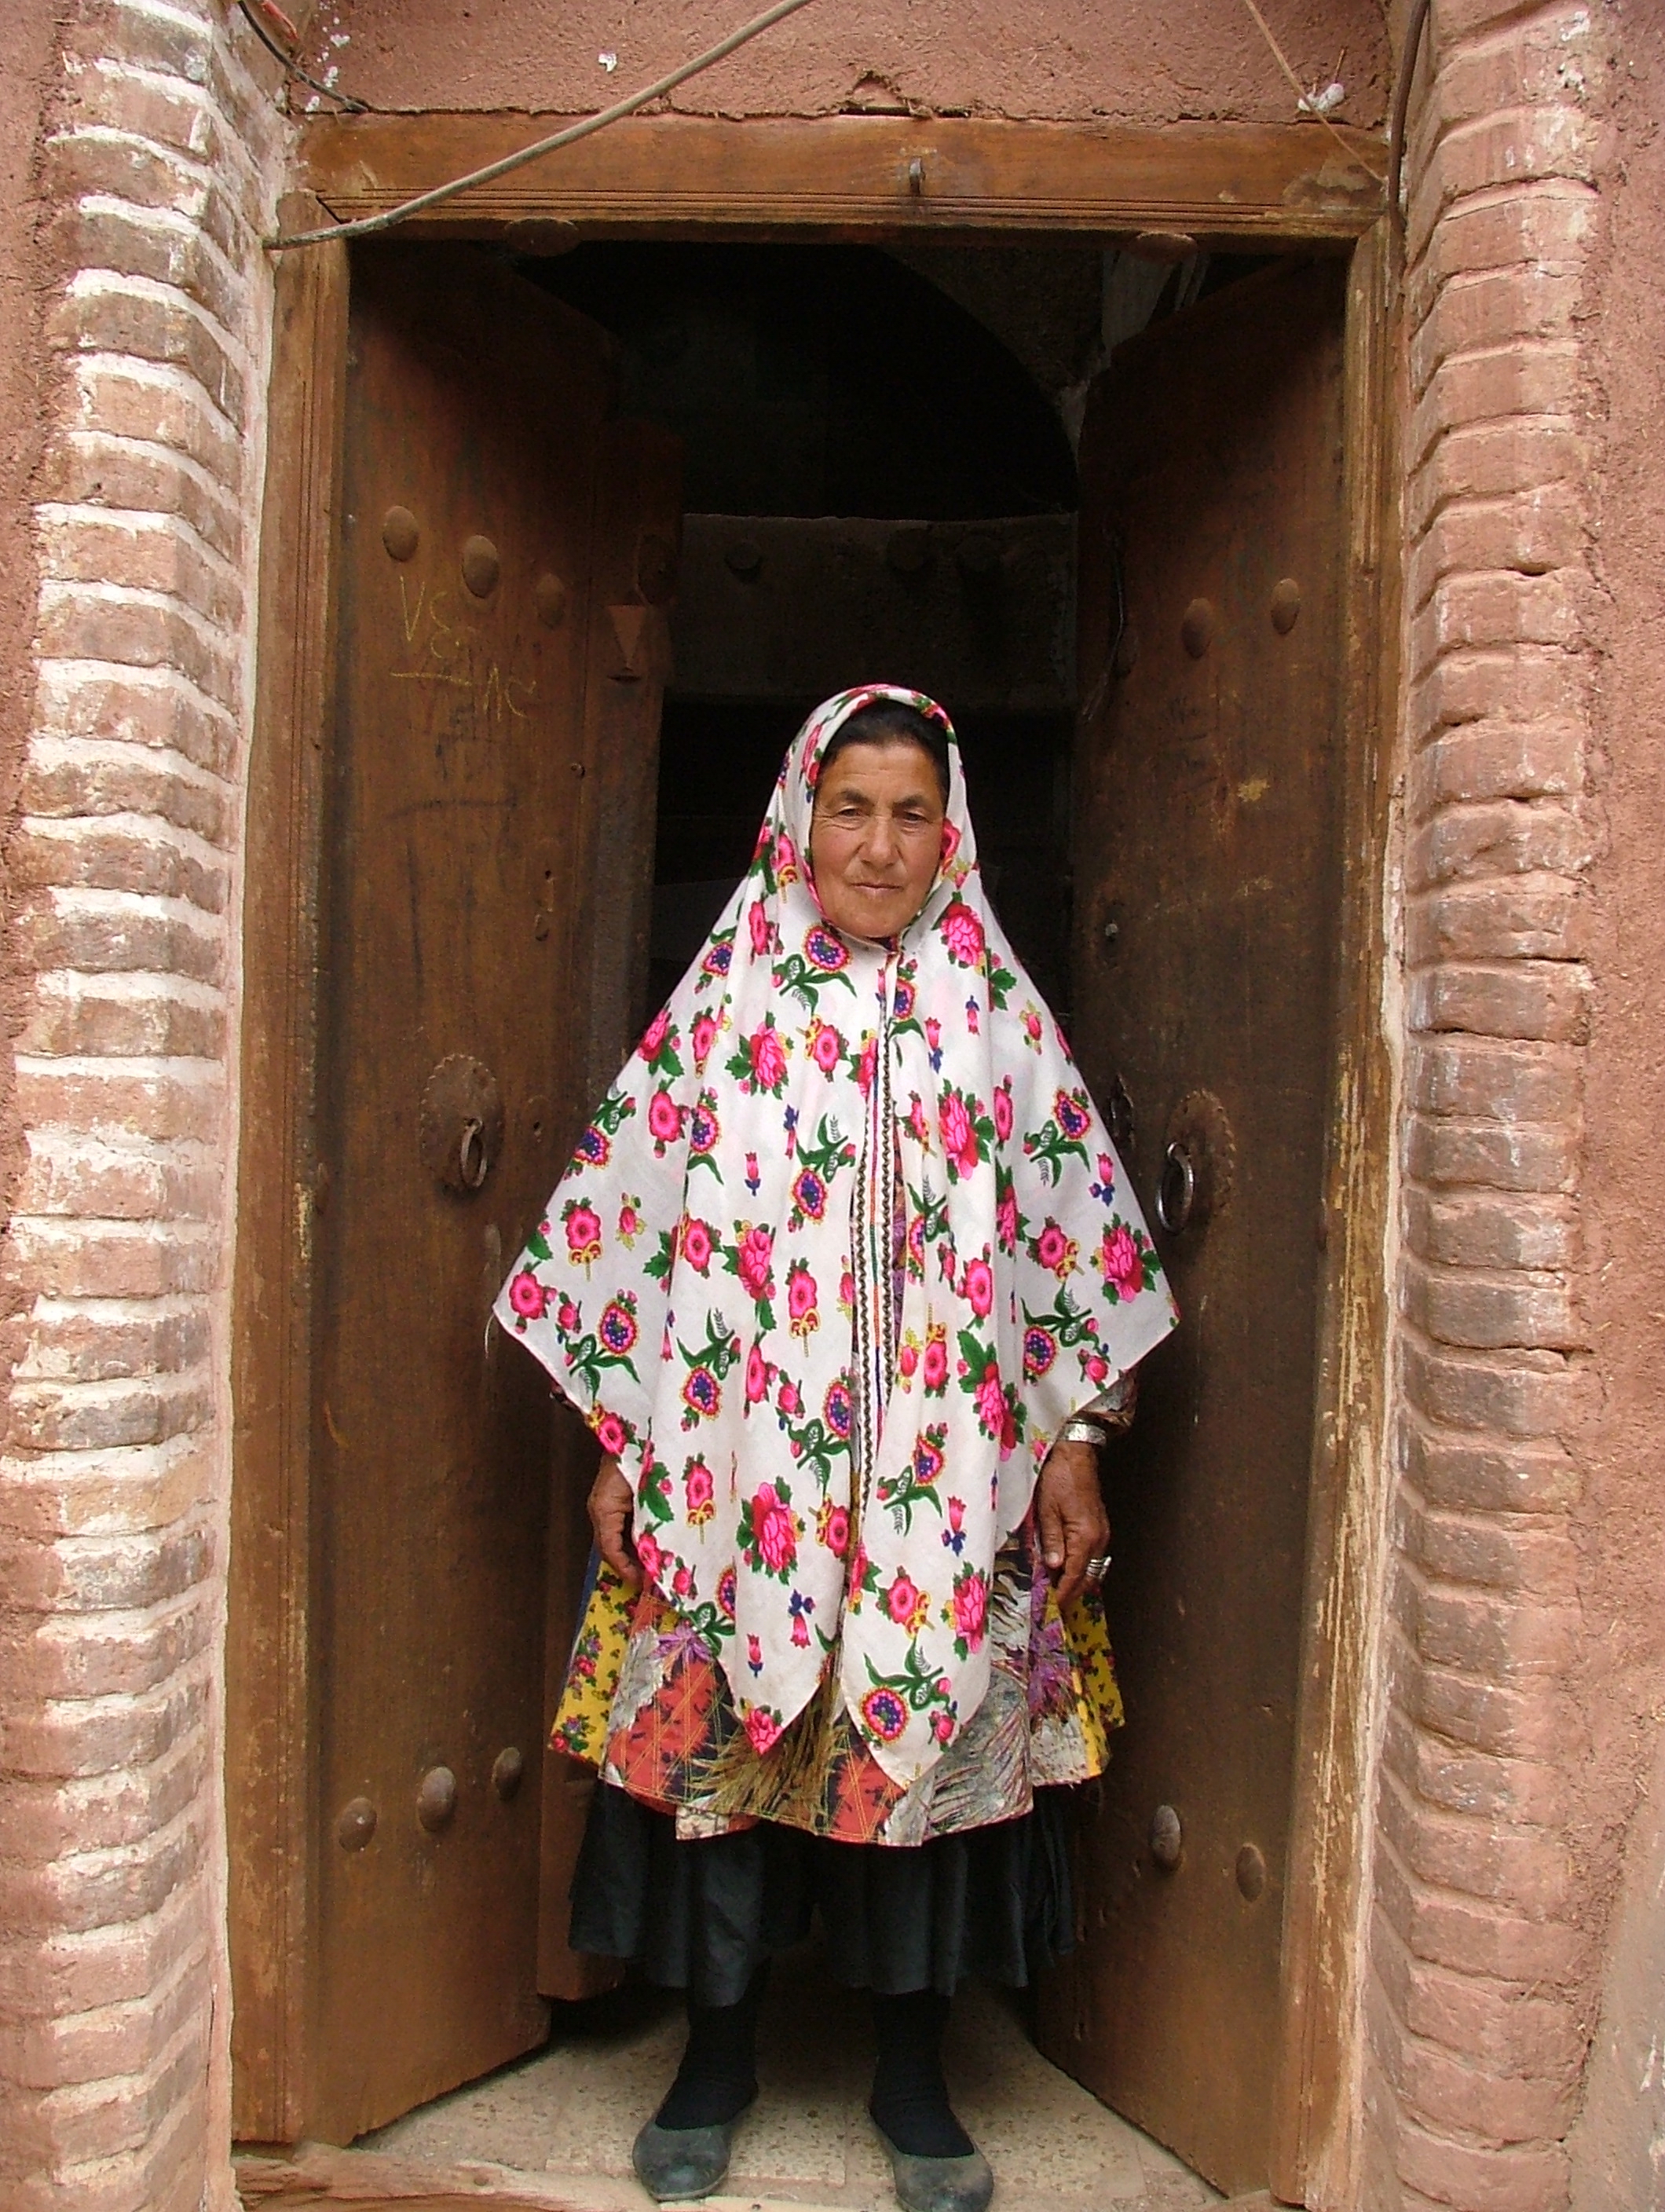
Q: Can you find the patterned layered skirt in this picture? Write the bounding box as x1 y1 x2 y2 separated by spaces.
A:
552 1515 1124 2001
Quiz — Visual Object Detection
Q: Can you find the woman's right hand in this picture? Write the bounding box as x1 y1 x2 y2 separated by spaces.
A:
588 1456 641 1591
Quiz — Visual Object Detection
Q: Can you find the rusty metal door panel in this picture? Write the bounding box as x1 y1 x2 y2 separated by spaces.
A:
1039 260 1345 2195
313 243 618 2140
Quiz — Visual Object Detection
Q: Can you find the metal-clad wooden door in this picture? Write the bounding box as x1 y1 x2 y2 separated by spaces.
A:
309 241 674 2140
1041 259 1346 2195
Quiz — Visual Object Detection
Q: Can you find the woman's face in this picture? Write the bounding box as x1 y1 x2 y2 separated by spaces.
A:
809 738 947 941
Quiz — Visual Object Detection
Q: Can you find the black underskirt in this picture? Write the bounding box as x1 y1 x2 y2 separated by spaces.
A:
569 1781 1077 2008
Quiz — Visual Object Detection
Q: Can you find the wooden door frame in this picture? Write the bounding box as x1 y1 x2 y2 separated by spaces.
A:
230 119 1396 2201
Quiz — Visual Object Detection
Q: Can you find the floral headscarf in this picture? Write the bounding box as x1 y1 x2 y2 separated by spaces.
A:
496 687 1176 1788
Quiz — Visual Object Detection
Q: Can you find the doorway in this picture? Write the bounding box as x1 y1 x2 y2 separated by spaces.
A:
231 213 1369 2207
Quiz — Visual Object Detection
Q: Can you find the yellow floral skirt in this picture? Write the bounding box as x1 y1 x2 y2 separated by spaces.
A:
553 1515 1122 1847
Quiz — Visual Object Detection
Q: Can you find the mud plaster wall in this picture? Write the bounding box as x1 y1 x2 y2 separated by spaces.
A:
291 0 1389 130
1356 2 1665 2208
0 0 75 2162
0 3 285 2204
1566 5 1665 2202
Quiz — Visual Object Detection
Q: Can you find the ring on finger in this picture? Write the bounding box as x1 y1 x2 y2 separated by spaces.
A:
1084 1554 1111 1583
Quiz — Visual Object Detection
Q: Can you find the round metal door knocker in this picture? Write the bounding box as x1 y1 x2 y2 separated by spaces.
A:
420 1055 504 1195
1154 1089 1237 1240
1155 1142 1195 1235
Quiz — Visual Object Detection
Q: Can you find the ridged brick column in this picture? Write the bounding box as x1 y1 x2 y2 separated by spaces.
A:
0 5 282 2207
1362 4 1605 2207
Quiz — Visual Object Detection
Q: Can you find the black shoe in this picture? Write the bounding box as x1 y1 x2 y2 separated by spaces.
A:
871 2111 995 2212
635 1965 769 2199
631 2100 752 2202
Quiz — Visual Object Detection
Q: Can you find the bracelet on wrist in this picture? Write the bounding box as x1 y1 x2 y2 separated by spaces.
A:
1058 1417 1109 1448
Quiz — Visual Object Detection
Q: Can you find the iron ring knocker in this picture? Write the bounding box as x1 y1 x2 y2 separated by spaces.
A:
458 1117 490 1192
1155 1141 1195 1236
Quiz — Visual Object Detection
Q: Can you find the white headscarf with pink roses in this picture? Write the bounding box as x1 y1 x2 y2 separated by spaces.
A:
496 687 1177 1790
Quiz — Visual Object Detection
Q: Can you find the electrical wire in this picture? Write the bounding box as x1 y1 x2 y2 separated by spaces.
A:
266 0 824 251
236 0 371 113
1235 0 1384 178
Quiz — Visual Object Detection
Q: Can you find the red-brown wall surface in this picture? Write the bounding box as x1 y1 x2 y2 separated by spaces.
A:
290 0 1389 129
1361 2 1665 2207
0 0 80 2188
0 5 284 2206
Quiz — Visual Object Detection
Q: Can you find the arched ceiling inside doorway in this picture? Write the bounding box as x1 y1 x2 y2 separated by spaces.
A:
527 241 1081 518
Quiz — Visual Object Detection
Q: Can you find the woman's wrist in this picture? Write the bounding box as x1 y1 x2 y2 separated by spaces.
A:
1074 1372 1137 1440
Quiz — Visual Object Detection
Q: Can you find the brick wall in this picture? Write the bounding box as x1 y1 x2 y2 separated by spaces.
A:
1360 3 1608 2207
0 5 283 2207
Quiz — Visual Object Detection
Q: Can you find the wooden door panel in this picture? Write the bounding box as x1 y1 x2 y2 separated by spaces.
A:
536 414 682 2001
1040 260 1345 2195
313 243 616 2141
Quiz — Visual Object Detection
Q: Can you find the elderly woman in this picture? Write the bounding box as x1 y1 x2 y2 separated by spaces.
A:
496 687 1176 2212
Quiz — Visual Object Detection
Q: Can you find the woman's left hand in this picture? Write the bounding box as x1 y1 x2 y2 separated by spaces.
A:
1036 1441 1110 1613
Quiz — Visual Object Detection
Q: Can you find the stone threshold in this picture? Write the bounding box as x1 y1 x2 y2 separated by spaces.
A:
236 2148 1275 2212
236 2145 852 2211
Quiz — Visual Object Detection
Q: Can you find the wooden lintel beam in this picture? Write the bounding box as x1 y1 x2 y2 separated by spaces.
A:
298 114 1385 243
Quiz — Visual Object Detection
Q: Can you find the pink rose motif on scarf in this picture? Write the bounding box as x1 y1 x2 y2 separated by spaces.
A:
939 901 984 969
816 1499 850 1555
563 1203 602 1268
595 1411 628 1459
939 1087 986 1181
752 1027 789 1090
950 1566 989 1657
787 1262 819 1339
635 1529 665 1584
741 1481 800 1580
679 1218 715 1273
745 1344 774 1404
1097 1222 1151 1302
738 1227 774 1295
885 1573 930 1633
1033 1222 1078 1279
808 1020 845 1075
685 1461 715 1524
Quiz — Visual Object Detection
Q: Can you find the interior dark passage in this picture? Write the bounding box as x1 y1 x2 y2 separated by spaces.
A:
532 240 1099 1025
